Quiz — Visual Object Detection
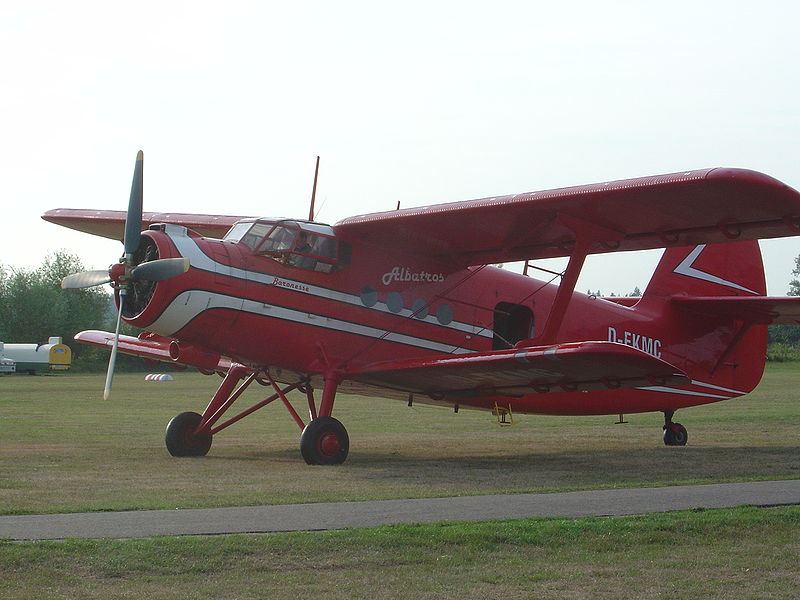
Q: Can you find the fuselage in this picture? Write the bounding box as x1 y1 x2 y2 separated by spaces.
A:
122 221 766 416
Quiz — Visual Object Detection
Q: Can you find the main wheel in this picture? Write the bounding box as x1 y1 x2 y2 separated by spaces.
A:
663 422 688 446
300 416 349 465
165 411 212 457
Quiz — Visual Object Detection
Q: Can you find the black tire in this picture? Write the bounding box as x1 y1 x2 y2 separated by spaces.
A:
300 416 349 465
165 411 212 457
663 422 688 446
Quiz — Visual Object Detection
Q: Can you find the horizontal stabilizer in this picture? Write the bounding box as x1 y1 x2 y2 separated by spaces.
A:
671 296 800 324
346 341 689 399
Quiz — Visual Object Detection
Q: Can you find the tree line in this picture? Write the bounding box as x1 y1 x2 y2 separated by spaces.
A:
0 251 144 371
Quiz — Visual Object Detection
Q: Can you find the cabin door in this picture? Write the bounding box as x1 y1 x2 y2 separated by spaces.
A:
492 302 534 350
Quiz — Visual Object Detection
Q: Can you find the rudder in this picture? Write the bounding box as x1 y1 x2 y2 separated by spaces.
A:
641 241 767 396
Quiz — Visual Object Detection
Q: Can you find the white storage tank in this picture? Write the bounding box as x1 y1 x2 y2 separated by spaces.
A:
2 337 72 373
0 342 16 373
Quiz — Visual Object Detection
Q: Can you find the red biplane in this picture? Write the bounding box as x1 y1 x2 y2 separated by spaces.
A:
44 152 800 464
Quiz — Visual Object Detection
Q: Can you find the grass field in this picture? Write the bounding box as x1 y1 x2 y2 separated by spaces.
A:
1 364 799 598
1 363 799 515
1 506 798 599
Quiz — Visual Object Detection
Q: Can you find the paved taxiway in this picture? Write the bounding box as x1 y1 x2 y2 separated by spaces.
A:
2 479 798 541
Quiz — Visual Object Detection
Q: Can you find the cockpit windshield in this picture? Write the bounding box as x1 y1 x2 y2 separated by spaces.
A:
224 219 348 273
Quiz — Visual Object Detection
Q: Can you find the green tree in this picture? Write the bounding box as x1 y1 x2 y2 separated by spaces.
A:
1 252 160 372
768 254 800 349
789 254 800 297
0 251 110 353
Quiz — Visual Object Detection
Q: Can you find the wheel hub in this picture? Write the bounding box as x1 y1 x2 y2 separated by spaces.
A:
319 432 341 457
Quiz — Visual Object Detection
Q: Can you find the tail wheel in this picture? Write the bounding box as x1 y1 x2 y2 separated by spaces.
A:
165 411 212 457
663 422 688 446
300 416 349 465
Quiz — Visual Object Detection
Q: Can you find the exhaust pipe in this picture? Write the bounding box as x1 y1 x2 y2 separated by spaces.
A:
169 341 221 371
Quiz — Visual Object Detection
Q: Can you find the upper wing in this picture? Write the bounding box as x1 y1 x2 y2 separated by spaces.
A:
345 341 689 399
671 296 800 325
42 209 252 240
335 168 800 264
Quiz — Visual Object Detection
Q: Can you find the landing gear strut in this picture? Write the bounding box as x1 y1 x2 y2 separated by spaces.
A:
300 374 348 465
163 365 350 464
662 410 688 446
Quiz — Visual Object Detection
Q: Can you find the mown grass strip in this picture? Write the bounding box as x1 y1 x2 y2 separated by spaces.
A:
1 505 798 599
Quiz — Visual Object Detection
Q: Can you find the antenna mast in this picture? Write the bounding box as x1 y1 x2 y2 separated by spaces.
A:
308 155 320 221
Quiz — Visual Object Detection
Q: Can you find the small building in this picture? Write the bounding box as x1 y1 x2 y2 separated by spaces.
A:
2 337 72 373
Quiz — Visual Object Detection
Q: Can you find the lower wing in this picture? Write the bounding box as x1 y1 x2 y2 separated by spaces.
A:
345 341 689 399
74 330 232 373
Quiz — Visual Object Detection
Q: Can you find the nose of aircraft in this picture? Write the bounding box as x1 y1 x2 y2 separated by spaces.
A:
59 151 191 400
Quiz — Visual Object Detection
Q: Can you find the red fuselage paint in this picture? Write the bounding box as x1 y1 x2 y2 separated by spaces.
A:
120 224 766 417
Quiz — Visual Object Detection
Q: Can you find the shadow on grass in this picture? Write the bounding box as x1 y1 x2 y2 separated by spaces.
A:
208 444 800 493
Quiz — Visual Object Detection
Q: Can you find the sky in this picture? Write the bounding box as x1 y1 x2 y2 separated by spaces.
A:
2 0 799 295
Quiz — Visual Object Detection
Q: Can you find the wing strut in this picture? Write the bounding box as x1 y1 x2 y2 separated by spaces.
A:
536 213 623 344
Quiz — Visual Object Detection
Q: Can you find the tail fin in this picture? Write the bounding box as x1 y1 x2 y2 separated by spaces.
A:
641 241 767 394
644 241 766 300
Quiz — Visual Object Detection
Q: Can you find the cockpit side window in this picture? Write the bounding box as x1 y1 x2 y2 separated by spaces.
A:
230 219 347 273
257 224 295 253
312 235 337 260
288 231 317 269
258 224 346 272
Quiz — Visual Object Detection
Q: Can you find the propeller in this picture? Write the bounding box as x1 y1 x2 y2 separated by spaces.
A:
61 270 112 289
61 151 191 399
103 151 141 400
131 257 190 281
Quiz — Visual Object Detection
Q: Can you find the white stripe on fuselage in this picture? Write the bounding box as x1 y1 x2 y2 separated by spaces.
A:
147 289 472 355
635 385 733 400
165 227 492 339
635 378 749 400
690 379 747 396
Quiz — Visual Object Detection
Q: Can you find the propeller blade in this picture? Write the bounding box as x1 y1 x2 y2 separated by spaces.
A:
124 150 144 257
131 257 190 282
103 291 125 401
61 270 112 289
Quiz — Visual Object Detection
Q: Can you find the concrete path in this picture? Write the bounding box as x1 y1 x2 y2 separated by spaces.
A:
2 479 798 541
